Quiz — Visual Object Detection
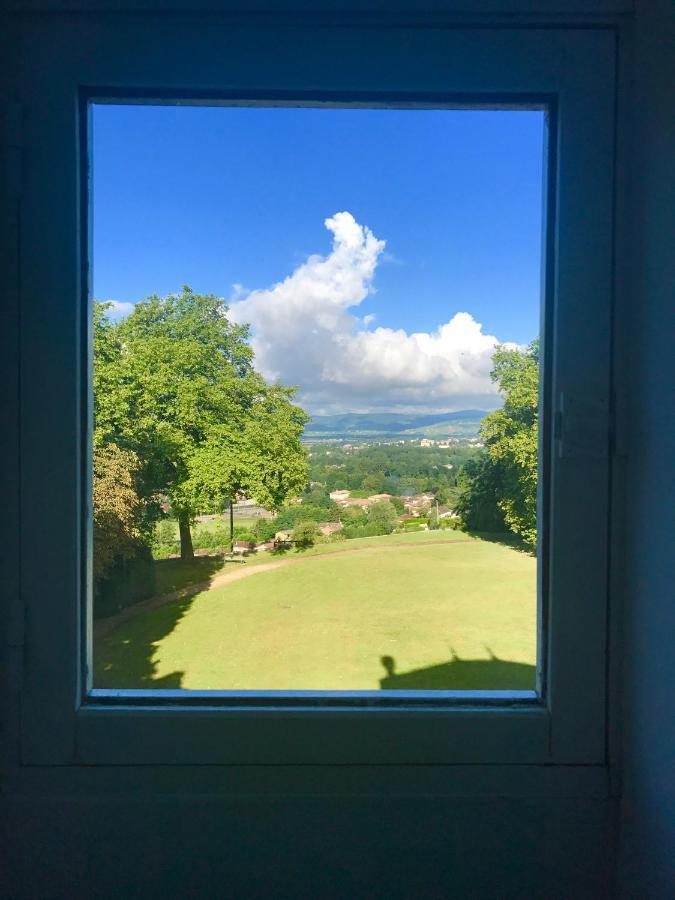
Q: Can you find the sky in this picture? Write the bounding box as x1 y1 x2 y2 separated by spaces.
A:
92 105 545 415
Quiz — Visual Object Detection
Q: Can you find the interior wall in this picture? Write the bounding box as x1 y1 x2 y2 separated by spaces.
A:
617 1 675 896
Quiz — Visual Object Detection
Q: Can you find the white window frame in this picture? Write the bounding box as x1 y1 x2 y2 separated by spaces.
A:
13 16 615 771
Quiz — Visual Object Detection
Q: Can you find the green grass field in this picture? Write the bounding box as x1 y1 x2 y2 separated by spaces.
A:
95 531 536 691
159 515 260 540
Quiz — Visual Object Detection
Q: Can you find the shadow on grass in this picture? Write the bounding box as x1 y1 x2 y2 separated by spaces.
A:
379 649 535 691
94 557 229 690
464 531 535 555
152 554 227 597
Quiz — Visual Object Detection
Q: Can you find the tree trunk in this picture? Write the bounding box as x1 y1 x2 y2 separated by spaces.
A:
178 512 194 560
229 500 234 554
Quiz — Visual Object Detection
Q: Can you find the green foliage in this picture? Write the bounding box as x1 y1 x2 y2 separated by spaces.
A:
480 341 538 547
191 524 232 550
362 471 386 493
273 503 329 530
94 288 309 559
337 507 368 527
308 442 478 498
343 522 387 539
455 452 508 533
93 443 146 582
301 485 332 508
291 521 320 548
367 499 398 534
181 382 309 515
254 518 277 541
155 519 177 546
454 341 538 546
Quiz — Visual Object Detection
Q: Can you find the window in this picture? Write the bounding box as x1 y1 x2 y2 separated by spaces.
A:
91 103 544 696
16 20 615 769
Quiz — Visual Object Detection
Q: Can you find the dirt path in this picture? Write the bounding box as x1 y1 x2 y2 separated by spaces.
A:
93 539 476 640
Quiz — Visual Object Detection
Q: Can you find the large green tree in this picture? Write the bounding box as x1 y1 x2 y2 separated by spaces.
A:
455 340 538 546
94 286 309 559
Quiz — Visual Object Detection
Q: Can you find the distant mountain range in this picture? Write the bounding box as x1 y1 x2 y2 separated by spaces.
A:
303 410 490 441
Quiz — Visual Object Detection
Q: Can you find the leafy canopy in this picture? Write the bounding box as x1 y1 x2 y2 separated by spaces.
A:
457 340 538 547
94 286 309 557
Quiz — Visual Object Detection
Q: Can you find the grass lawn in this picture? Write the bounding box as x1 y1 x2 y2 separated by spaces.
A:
159 515 260 540
95 532 536 691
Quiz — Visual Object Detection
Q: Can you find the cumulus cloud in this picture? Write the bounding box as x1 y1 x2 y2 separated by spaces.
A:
105 300 136 319
229 211 508 414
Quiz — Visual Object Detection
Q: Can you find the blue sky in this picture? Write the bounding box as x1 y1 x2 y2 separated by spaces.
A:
93 105 544 414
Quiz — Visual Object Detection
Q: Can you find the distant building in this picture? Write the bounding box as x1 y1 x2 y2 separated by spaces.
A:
329 489 351 502
404 494 434 515
318 522 344 536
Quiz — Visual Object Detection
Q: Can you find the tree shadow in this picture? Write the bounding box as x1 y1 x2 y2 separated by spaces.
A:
464 531 534 555
94 556 230 689
151 554 227 598
94 595 197 689
379 648 535 691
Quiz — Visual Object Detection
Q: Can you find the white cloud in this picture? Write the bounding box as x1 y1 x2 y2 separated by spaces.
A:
229 211 508 414
105 300 136 319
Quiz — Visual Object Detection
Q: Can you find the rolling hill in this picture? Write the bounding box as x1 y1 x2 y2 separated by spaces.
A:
303 409 490 441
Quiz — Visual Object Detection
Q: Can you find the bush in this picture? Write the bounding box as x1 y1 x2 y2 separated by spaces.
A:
152 540 180 560
254 518 276 541
367 499 398 534
192 524 231 550
273 504 329 530
343 523 386 539
291 521 320 548
155 519 177 545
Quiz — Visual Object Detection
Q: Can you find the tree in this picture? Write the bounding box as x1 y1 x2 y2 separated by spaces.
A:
367 500 398 534
94 287 309 559
179 383 309 520
454 452 507 533
362 471 386 494
291 521 319 548
92 443 145 581
427 504 441 530
480 340 538 547
456 341 538 544
389 496 405 514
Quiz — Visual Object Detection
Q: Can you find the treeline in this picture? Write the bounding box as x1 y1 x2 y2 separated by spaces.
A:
308 443 478 506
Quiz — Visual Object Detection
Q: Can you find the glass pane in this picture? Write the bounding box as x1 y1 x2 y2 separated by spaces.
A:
91 104 544 693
